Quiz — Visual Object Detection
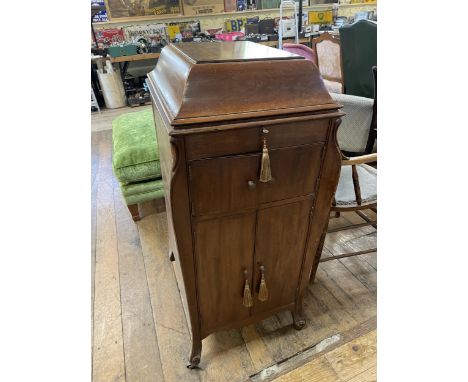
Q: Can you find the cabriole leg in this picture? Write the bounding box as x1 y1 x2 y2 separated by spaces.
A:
292 297 306 330
187 335 202 369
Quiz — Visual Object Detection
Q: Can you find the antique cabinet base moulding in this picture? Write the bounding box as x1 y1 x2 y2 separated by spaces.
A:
147 41 344 368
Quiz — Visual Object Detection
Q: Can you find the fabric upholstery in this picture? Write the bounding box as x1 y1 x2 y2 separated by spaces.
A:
282 43 316 65
324 79 344 94
339 20 377 99
112 108 161 184
335 164 377 207
331 92 375 153
316 39 342 81
121 179 165 205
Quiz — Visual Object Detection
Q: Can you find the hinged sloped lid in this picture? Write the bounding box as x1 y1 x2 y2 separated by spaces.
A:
147 41 340 128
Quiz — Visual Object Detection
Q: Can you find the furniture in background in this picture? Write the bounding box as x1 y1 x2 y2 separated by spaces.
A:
339 19 377 99
112 108 165 221
312 32 344 94
91 87 101 114
147 41 344 368
332 66 377 157
310 152 377 282
331 93 376 156
282 43 316 64
310 66 377 283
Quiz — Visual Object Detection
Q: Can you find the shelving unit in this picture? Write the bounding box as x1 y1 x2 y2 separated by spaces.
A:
93 2 376 28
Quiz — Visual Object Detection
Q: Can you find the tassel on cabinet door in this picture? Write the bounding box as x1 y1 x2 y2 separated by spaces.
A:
242 269 253 308
258 265 269 302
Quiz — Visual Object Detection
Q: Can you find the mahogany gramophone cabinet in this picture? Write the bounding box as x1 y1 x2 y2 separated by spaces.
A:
146 41 344 368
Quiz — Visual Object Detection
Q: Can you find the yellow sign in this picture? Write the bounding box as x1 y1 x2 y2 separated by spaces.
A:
225 18 248 32
308 10 333 24
167 25 181 40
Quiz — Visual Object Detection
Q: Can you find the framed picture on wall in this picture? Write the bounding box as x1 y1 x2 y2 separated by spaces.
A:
104 0 182 20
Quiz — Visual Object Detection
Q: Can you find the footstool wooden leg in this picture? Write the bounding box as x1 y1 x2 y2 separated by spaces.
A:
128 204 141 222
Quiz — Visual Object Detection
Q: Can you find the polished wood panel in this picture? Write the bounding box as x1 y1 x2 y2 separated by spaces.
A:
189 144 323 216
176 41 303 63
185 118 329 160
252 200 312 314
147 41 344 367
148 43 337 126
194 213 256 335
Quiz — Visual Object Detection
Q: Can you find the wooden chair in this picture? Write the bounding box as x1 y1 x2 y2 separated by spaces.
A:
310 67 377 282
331 65 376 158
339 19 377 99
312 33 344 94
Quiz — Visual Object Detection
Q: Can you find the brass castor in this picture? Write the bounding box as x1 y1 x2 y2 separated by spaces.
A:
292 309 306 330
187 355 200 369
293 319 306 330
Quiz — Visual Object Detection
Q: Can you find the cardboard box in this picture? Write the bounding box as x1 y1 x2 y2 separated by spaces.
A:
182 0 224 15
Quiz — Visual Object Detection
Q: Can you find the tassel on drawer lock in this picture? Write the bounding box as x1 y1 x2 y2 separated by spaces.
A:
259 137 272 183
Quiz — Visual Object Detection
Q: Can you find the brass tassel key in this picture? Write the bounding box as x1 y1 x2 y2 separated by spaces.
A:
242 270 253 308
259 138 272 183
258 265 269 302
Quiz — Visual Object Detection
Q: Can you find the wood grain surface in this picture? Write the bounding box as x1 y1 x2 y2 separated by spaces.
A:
91 123 377 381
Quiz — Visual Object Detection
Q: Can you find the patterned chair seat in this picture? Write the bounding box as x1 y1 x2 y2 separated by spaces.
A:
335 164 376 207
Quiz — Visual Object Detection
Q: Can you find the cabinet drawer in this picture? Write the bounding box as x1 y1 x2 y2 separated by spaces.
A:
185 119 329 160
189 144 324 216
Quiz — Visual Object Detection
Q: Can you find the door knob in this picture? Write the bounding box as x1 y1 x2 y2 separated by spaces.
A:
247 180 257 190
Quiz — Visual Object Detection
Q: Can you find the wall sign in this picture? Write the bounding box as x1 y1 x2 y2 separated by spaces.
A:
92 0 108 22
104 0 181 20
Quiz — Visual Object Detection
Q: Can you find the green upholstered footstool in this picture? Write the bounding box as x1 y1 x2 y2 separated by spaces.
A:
112 108 165 221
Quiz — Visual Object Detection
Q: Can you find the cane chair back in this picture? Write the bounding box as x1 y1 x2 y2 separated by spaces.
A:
312 33 344 94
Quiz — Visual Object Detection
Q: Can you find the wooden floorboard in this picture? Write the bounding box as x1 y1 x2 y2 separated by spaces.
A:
272 329 377 382
91 129 378 382
114 185 164 382
92 133 126 382
92 106 151 133
138 213 201 382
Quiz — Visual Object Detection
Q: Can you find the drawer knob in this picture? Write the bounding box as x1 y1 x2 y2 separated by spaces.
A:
242 269 253 308
258 265 269 302
259 138 273 183
247 180 257 190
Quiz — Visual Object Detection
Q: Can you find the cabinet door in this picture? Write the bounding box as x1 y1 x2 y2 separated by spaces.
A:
251 199 312 315
194 212 256 334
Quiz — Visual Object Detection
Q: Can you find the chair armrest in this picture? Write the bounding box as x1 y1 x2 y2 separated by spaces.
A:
342 153 377 166
331 93 374 112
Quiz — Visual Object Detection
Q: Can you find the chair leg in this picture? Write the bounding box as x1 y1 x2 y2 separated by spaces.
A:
334 211 341 218
128 204 140 222
310 222 328 283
